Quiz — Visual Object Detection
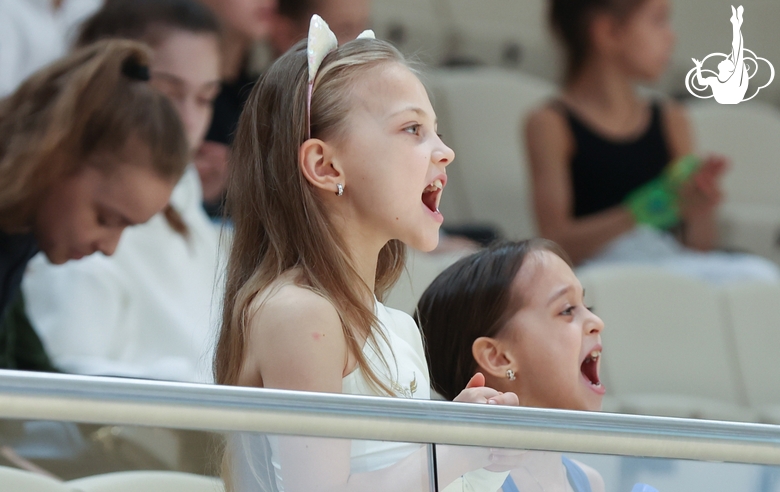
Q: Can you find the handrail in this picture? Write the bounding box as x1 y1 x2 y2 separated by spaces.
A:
1 370 779 465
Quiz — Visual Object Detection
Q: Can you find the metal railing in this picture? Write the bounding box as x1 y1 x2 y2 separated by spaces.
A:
1 370 779 466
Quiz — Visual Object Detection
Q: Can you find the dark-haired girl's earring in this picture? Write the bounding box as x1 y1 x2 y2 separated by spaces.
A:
506 369 516 381
336 183 344 196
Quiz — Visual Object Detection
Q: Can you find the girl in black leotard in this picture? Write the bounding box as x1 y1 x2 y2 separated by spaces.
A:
523 0 778 283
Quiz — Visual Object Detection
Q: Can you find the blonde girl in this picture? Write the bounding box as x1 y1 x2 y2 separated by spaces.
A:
216 17 519 492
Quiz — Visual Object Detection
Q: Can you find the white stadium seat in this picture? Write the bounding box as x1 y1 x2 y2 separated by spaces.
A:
718 282 780 423
427 68 555 240
68 471 224 492
385 248 465 316
577 265 754 421
0 466 70 492
687 101 780 264
371 0 449 66
443 0 562 79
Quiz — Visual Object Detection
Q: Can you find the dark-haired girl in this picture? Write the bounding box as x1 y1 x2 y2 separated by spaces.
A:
525 0 778 283
417 239 606 492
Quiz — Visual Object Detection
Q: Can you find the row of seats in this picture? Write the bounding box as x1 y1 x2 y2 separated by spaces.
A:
372 0 559 78
373 0 780 104
421 67 780 267
579 266 780 423
0 468 223 492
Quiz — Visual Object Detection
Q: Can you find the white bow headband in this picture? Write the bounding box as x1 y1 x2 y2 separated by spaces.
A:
306 14 375 138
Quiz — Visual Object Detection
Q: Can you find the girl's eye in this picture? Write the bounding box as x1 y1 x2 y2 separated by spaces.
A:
404 124 421 135
560 306 574 316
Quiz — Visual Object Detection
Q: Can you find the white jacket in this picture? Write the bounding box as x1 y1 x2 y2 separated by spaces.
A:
23 166 226 383
0 0 102 98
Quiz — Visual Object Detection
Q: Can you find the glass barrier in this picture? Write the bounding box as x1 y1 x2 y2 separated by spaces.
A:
2 370 780 492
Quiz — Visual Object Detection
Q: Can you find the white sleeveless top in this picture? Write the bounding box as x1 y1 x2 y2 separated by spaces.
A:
230 299 430 491
343 299 431 472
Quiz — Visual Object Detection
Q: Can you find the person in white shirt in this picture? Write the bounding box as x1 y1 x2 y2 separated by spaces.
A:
0 0 102 98
20 0 225 383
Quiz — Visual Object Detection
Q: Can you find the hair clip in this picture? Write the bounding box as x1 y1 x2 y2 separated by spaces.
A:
121 57 150 82
306 14 375 138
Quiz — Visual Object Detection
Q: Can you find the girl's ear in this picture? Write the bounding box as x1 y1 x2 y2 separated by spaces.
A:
590 11 619 54
472 336 513 379
299 138 344 194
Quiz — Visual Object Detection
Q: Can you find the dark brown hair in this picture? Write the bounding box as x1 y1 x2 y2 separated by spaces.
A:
550 0 649 83
415 239 572 401
277 0 317 22
214 39 410 393
0 40 188 233
76 0 221 49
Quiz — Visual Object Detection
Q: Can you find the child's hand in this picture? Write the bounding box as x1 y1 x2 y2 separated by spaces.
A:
454 373 519 406
680 155 727 220
692 155 727 196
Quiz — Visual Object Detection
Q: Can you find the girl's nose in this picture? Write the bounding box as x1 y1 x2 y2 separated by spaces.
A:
585 311 604 335
96 228 124 257
433 139 455 167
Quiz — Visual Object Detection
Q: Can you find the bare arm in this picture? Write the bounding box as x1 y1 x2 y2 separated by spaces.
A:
524 107 635 265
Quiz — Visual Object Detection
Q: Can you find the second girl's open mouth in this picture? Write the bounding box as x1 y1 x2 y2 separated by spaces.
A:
581 348 605 393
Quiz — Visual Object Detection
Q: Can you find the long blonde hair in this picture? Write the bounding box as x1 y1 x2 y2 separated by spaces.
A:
0 39 188 232
215 39 410 394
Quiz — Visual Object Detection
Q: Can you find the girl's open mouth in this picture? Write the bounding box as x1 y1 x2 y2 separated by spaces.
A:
422 179 443 214
581 349 603 389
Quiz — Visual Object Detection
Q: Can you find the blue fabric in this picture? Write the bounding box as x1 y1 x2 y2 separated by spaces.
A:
501 456 592 492
502 472 521 492
562 456 592 492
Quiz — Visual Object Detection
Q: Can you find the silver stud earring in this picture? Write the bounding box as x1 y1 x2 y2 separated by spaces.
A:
506 369 516 381
336 183 344 196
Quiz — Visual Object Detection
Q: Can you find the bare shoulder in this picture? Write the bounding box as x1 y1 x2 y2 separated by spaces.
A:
240 280 348 391
661 99 694 157
569 459 605 492
525 104 570 138
248 281 343 344
524 104 573 169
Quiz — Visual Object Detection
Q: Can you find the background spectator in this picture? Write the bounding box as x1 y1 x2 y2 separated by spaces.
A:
196 0 276 218
0 0 102 98
16 0 225 383
0 40 188 369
